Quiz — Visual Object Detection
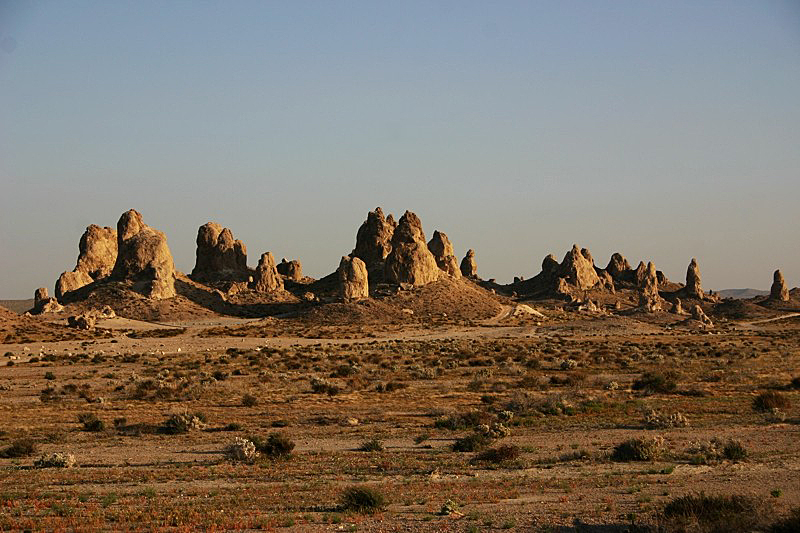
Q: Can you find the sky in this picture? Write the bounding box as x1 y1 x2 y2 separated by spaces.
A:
1 1 799 298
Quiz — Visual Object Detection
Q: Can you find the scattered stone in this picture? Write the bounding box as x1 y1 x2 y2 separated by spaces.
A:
339 255 369 302
352 207 396 267
251 252 283 293
32 288 63 314
427 231 461 278
302 292 317 302
512 304 545 318
685 258 703 299
384 211 440 287
769 269 790 302
111 210 177 299
460 249 477 278
277 258 303 281
191 222 248 281
691 304 713 327
67 313 96 330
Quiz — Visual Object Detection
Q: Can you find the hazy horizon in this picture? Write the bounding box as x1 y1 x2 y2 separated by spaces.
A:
2 1 799 299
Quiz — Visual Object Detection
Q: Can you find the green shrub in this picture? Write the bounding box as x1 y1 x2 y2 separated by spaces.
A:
753 391 791 412
339 486 386 514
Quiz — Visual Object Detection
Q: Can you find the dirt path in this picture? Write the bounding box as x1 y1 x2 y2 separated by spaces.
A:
739 312 800 329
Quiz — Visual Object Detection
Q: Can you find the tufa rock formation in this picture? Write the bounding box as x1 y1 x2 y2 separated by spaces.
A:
111 210 177 299
55 225 118 300
277 258 303 281
251 252 283 293
670 298 685 315
384 211 440 287
605 253 632 281
339 255 369 302
561 245 600 290
460 249 477 278
685 258 703 299
352 207 396 268
427 231 461 278
770 269 790 302
637 262 661 312
191 222 248 281
32 287 63 314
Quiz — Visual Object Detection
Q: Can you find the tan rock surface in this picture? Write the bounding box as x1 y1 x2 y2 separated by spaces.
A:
352 207 396 267
111 210 176 299
427 231 461 278
384 211 440 287
769 269 790 302
460 249 477 278
252 252 283 293
277 259 303 281
339 256 369 302
191 222 248 281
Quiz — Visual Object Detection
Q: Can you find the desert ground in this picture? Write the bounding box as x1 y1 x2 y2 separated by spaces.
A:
1 287 799 532
1 209 799 532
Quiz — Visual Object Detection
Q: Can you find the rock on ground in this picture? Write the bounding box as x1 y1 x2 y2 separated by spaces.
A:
460 249 477 278
352 207 396 268
770 269 790 302
191 222 248 281
339 255 369 302
685 258 704 299
55 225 117 300
277 259 303 281
252 252 283 293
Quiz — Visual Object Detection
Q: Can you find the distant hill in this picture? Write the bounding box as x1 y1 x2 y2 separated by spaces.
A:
0 299 33 314
717 289 768 300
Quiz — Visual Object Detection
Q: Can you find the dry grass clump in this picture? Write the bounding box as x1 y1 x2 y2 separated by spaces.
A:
249 432 295 458
752 391 791 412
632 371 678 394
358 438 385 452
78 413 105 432
0 438 36 458
224 437 259 464
660 492 768 532
162 413 206 434
611 436 665 462
473 444 522 464
34 452 76 468
339 486 386 514
644 409 689 429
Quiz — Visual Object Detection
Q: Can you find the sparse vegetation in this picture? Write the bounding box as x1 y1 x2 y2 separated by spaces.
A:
612 436 665 462
753 391 791 412
339 486 386 514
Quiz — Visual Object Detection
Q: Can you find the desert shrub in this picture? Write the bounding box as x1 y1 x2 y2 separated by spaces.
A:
753 391 791 412
358 438 385 452
723 440 748 461
249 432 295 458
434 410 491 430
44 372 56 380
452 433 492 452
224 437 259 464
241 394 258 407
339 486 386 514
770 507 800 533
310 377 340 396
0 438 36 458
34 452 76 468
473 444 521 464
77 413 105 432
660 492 767 532
633 371 678 394
611 436 665 462
789 377 800 390
162 413 206 434
644 409 689 429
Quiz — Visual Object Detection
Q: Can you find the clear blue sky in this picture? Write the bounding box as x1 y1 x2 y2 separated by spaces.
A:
1 1 798 298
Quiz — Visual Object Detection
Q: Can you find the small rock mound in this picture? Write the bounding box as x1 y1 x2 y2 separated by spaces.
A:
191 222 248 282
691 304 713 327
670 298 685 315
460 249 477 278
384 211 440 287
32 287 63 314
277 258 303 281
55 225 118 300
427 231 461 278
769 269 789 302
111 210 177 299
251 252 283 293
339 255 369 302
352 207 396 268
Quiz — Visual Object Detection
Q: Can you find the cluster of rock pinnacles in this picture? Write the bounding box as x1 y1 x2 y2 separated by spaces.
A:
34 207 790 317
